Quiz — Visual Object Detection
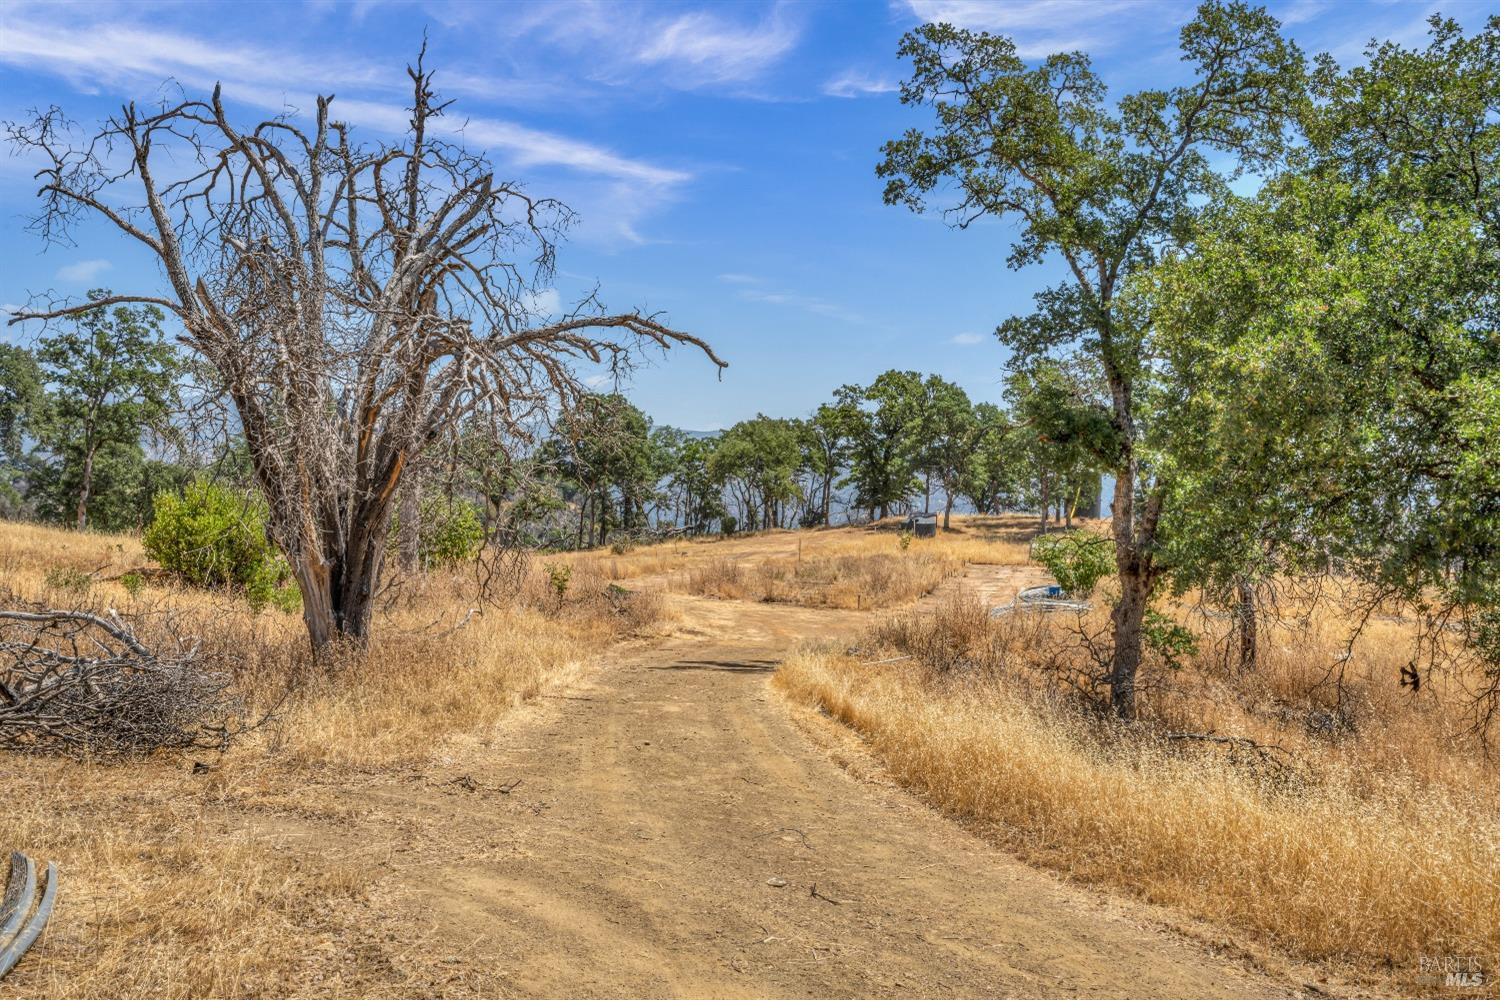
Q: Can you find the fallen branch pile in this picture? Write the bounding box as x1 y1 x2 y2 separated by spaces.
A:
0 605 242 756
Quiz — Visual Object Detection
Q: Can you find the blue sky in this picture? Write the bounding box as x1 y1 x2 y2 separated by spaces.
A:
1 0 1492 431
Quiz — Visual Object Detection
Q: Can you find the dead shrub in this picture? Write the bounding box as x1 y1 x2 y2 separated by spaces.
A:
0 603 247 757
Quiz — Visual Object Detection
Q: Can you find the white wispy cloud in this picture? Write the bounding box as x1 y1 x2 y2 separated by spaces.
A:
738 287 863 325
1273 0 1328 27
523 288 563 318
334 99 689 187
0 16 379 95
0 6 692 241
515 1 804 92
901 0 1168 56
55 259 113 283
717 273 761 285
950 331 984 345
823 69 899 99
636 7 801 86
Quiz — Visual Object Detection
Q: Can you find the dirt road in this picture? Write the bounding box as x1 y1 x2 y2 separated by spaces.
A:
377 567 1300 998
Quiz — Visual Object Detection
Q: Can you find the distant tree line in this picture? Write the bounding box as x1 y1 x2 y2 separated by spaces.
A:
533 367 1104 544
0 294 1101 549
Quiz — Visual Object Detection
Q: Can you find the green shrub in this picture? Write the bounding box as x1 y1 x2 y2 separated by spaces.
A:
546 562 572 606
143 477 293 611
1032 530 1114 597
423 496 485 567
1144 609 1199 669
120 571 144 597
391 495 486 569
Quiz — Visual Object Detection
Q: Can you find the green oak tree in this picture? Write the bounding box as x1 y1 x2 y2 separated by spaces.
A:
1143 15 1500 680
711 416 803 531
552 393 655 548
1004 361 1111 532
913 376 975 529
0 344 44 518
878 2 1304 717
32 292 181 530
800 402 855 527
958 402 1020 516
838 372 925 521
664 434 727 533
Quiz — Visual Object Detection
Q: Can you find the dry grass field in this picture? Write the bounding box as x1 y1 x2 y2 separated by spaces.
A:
775 591 1500 982
3 513 1494 996
0 520 667 997
562 516 1034 608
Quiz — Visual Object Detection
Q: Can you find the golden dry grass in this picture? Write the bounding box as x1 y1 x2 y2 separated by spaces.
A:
0 519 666 997
680 550 960 608
775 593 1500 985
561 514 1035 609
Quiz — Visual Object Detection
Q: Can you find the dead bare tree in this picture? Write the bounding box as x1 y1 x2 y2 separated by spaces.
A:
7 54 725 651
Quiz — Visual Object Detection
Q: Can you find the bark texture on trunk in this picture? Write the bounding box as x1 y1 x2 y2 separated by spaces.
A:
74 445 96 530
1038 469 1049 533
1108 563 1153 718
1235 575 1258 672
291 496 394 651
1104 425 1164 719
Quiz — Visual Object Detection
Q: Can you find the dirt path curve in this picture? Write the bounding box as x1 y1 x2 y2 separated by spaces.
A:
383 565 1299 999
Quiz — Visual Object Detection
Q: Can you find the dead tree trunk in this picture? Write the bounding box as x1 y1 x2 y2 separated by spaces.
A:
290 494 395 648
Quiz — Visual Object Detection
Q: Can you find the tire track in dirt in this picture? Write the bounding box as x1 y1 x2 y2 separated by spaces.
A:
377 573 1302 998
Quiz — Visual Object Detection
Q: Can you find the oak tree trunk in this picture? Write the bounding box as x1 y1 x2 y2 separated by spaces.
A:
1038 469 1049 534
74 443 97 530
1235 575 1258 672
1110 562 1152 719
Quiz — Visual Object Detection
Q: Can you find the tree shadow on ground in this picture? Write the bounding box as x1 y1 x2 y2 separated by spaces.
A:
653 658 779 673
